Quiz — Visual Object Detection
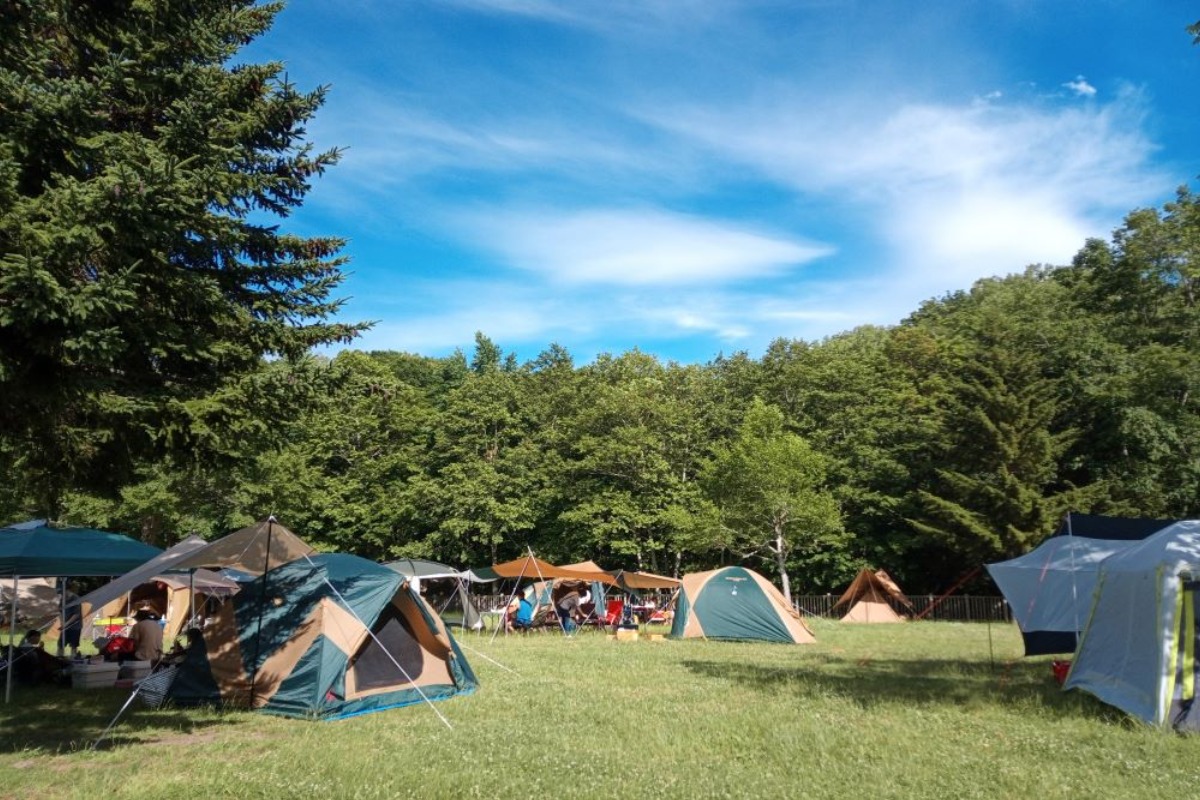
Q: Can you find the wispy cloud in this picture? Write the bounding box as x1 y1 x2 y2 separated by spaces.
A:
271 1 1189 362
456 207 832 286
640 89 1163 284
1063 75 1097 98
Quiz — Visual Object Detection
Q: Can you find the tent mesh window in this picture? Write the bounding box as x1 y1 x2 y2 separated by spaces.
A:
348 603 424 691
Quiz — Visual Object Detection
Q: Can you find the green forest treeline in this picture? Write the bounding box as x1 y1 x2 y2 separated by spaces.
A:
6 188 1200 594
1 3 1197 597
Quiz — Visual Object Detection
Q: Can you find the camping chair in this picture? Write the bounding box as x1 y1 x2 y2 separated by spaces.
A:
603 599 624 629
92 665 179 750
645 607 671 626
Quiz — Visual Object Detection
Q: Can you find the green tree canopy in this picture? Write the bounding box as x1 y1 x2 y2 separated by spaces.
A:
0 0 362 515
702 398 846 602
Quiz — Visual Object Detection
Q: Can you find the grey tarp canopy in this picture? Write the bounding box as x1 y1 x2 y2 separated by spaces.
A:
74 535 240 643
986 512 1177 655
385 558 484 631
75 535 239 620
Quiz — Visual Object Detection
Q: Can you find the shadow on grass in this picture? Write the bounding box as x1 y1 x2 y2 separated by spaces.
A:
0 687 242 753
679 655 1125 724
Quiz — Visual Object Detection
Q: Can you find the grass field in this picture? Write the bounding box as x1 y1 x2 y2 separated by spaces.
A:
0 620 1193 799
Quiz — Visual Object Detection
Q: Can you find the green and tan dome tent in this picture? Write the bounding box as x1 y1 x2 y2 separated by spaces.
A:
170 553 477 720
669 566 815 644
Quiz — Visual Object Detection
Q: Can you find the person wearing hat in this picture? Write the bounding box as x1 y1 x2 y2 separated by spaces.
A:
129 607 164 664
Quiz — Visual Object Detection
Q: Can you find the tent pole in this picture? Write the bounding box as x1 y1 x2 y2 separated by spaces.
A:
528 546 568 636
58 578 66 656
249 516 274 709
6 576 18 703
1065 510 1081 647
488 555 531 645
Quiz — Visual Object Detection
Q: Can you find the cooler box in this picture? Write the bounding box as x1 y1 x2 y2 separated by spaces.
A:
72 662 120 689
119 661 152 681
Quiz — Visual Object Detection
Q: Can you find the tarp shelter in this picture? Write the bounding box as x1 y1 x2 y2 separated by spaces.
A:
169 553 477 719
385 558 484 631
73 536 240 642
1065 520 1200 730
670 566 814 644
834 568 912 623
0 522 162 701
987 512 1176 655
610 570 681 592
471 555 617 585
169 517 315 577
0 522 162 578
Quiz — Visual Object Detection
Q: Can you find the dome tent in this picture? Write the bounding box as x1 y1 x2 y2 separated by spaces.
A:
669 566 814 644
170 552 477 720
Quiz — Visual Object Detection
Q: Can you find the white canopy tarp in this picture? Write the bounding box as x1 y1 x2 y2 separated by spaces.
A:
75 535 218 618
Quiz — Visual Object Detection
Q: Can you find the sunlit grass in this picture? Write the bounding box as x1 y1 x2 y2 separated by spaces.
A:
0 621 1190 799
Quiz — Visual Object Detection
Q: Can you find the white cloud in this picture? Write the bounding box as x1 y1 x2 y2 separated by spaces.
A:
458 207 833 286
1063 76 1097 98
639 89 1163 285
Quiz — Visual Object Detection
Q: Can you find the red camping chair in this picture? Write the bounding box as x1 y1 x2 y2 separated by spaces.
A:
603 599 624 629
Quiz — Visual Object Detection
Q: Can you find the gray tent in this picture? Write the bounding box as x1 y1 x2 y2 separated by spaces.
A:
1066 520 1200 730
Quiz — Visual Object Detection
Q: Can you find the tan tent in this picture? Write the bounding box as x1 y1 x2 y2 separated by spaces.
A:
87 569 238 643
834 568 912 623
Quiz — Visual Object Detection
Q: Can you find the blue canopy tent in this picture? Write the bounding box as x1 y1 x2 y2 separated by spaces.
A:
0 521 162 701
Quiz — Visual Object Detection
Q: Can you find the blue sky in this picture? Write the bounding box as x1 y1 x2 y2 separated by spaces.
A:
248 1 1200 364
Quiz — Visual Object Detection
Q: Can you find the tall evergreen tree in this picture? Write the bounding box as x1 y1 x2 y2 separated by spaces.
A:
0 1 362 515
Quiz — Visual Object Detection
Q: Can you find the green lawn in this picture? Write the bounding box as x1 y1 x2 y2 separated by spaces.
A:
0 620 1192 799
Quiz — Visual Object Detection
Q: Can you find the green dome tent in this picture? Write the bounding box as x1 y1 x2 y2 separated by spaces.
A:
670 566 814 644
170 553 477 720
